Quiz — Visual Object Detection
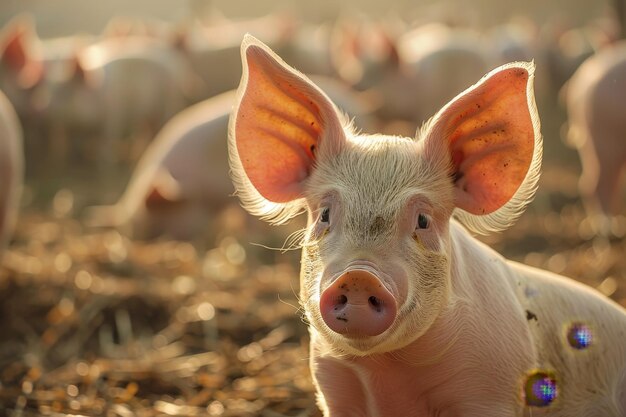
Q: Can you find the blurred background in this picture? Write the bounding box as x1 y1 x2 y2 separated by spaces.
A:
0 0 625 416
0 0 618 35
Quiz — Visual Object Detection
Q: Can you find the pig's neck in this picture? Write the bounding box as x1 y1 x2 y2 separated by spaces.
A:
312 221 531 415
356 220 514 364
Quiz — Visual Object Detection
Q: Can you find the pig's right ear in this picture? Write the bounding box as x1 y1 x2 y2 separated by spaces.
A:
228 34 347 224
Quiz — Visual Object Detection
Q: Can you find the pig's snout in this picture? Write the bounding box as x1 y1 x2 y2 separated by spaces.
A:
320 269 397 337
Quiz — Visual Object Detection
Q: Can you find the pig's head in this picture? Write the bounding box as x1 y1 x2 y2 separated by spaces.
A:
229 35 541 356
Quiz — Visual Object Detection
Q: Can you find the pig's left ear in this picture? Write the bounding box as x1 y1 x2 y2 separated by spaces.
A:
229 34 347 224
422 62 542 234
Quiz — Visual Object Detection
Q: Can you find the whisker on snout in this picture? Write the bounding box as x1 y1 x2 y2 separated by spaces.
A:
282 228 307 252
247 228 307 253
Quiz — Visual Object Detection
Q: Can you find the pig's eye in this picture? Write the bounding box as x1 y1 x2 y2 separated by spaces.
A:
417 213 430 229
320 207 330 223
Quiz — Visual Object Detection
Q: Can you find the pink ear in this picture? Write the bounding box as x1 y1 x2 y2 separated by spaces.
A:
1 19 43 89
1 25 29 72
233 35 345 203
426 63 538 215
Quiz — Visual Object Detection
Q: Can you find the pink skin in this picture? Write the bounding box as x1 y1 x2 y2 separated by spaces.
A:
232 36 536 413
230 36 626 417
0 89 23 256
37 36 192 172
231 36 538 414
566 41 626 220
320 267 397 337
85 91 234 240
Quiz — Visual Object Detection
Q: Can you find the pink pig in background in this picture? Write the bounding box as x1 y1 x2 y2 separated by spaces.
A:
84 76 375 241
0 89 23 256
229 36 626 416
85 90 234 241
565 41 626 231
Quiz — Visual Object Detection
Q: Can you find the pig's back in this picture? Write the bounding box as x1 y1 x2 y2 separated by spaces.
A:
161 92 234 202
587 44 626 140
567 43 626 132
121 90 235 208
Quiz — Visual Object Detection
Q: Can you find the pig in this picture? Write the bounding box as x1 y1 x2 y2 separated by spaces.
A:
487 21 554 104
229 35 626 416
329 17 401 89
0 16 43 118
396 24 498 125
85 78 377 241
564 41 626 227
85 90 235 241
38 36 197 169
276 22 336 78
0 89 23 255
338 23 498 126
490 20 539 65
544 18 618 92
175 14 293 101
0 18 47 172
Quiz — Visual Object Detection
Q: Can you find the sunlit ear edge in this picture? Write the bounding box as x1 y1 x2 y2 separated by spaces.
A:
422 61 543 235
460 61 542 235
228 34 317 225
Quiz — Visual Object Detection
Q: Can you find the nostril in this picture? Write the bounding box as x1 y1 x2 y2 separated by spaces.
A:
368 296 382 312
337 294 348 305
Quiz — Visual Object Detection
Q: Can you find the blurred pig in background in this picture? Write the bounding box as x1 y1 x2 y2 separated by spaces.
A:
173 14 295 100
396 23 497 124
0 16 99 175
545 16 620 91
488 19 552 97
1 15 197 175
276 22 336 77
174 13 339 102
85 90 234 241
564 41 626 233
329 17 402 90
40 35 198 170
0 89 23 256
0 16 42 120
84 78 377 241
330 20 498 128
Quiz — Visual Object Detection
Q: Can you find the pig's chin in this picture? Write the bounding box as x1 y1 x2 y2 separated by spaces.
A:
320 329 389 356
314 319 408 357
313 309 433 357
